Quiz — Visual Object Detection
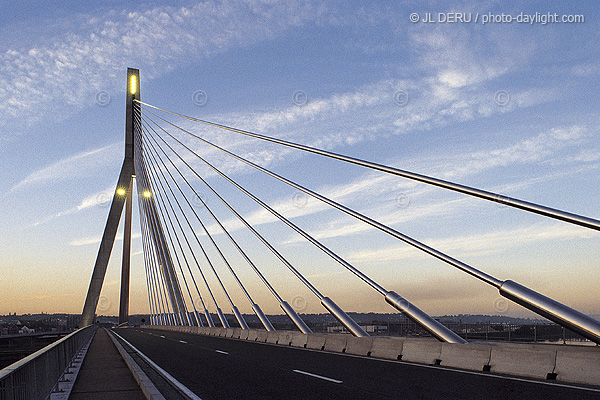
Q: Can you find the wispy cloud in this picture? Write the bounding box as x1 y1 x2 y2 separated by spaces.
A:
195 122 598 243
9 143 121 193
32 186 115 226
155 72 567 188
0 1 337 133
346 224 597 264
431 125 595 180
70 232 141 246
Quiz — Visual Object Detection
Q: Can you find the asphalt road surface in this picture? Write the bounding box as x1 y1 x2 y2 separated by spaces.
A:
115 328 600 400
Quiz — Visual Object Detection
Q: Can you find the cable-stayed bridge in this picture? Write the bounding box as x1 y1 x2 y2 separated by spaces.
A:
1 68 600 399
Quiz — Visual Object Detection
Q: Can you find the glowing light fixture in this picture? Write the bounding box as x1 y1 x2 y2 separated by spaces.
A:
130 75 137 95
117 188 126 196
143 190 151 198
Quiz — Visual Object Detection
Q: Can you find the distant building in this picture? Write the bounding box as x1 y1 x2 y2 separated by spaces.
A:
18 326 35 334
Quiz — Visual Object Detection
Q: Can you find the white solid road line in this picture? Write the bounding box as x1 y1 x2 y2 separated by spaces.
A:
215 350 229 355
112 331 203 400
292 369 343 384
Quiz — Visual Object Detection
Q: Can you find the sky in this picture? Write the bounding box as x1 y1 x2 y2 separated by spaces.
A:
0 0 599 322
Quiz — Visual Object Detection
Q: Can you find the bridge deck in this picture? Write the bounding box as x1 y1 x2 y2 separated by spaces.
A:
70 328 145 400
114 327 600 399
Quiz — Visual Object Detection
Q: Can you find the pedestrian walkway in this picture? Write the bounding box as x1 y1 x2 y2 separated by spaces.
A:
70 327 145 399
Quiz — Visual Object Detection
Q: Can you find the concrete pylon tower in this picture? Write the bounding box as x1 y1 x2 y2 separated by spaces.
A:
80 68 139 327
81 68 187 327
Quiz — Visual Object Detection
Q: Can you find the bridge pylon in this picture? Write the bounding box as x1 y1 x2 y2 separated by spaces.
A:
80 68 186 327
80 68 139 327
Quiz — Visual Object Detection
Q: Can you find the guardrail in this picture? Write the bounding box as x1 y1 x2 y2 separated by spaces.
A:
318 321 592 344
0 324 97 400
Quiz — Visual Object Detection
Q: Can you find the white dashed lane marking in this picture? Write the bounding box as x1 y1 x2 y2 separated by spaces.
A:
293 369 343 384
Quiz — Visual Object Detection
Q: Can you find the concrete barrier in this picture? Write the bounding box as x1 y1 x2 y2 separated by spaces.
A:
554 349 600 386
209 327 222 336
256 330 269 343
440 343 492 371
290 332 308 348
198 327 210 335
323 334 348 353
345 336 373 356
225 328 235 338
246 330 259 341
232 328 242 339
276 331 294 346
488 345 556 379
266 331 280 344
306 334 328 350
401 339 442 365
238 329 249 340
369 337 403 360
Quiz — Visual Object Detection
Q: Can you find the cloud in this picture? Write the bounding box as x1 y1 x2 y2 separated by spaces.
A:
126 3 567 181
32 186 115 226
149 70 567 190
0 1 334 133
408 16 535 90
346 224 597 264
9 143 121 193
572 63 600 77
221 81 392 134
439 125 593 180
193 120 597 244
70 232 141 246
277 159 599 247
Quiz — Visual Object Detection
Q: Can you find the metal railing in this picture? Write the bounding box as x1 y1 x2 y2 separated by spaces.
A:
319 320 595 345
0 324 97 400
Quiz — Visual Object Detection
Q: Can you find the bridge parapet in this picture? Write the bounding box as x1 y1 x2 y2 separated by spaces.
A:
440 342 492 371
143 325 600 387
290 331 308 348
0 325 97 400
